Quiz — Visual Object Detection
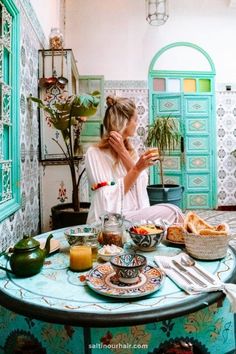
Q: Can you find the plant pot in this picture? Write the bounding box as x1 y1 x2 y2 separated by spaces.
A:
147 184 184 207
51 202 91 230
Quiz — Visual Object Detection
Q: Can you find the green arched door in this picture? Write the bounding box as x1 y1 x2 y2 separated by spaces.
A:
149 42 216 210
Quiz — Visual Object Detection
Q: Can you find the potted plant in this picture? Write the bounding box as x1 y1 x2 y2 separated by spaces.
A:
28 91 100 228
145 116 184 207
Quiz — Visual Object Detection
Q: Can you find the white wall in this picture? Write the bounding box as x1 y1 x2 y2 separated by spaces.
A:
30 0 61 45
62 0 236 83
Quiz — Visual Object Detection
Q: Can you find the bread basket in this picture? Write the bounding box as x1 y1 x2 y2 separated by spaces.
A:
184 233 230 260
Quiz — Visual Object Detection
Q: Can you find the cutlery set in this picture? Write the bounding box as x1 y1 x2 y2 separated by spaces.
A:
158 254 217 289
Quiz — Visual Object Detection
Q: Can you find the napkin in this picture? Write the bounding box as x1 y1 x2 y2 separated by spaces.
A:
154 252 236 312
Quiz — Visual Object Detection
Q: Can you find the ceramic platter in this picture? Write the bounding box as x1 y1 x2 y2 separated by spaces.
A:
86 263 164 299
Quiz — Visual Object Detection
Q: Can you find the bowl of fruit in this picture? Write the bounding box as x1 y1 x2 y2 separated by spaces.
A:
128 223 165 251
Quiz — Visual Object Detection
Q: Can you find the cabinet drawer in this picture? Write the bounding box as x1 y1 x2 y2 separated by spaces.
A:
153 95 181 115
186 137 209 153
185 97 210 116
187 193 211 208
186 118 209 134
187 174 210 190
163 156 181 171
186 156 209 171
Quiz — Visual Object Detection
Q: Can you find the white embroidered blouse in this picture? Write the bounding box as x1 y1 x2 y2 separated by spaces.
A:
85 146 150 224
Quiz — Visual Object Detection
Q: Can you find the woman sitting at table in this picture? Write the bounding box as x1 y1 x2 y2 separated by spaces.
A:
85 95 184 225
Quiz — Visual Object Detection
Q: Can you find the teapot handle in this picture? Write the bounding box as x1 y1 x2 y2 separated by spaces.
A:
0 251 13 273
0 265 14 274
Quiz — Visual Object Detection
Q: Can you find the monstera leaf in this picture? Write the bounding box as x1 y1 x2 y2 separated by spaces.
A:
71 91 100 117
28 91 100 212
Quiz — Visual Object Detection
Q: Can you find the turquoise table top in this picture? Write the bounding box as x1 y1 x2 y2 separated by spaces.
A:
0 228 235 327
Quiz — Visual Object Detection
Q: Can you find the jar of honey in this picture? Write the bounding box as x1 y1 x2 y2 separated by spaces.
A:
100 213 124 247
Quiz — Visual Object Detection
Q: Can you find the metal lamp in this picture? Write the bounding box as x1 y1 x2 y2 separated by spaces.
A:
146 0 169 26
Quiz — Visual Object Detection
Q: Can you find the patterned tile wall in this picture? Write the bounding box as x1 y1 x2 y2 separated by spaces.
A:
33 84 236 231
0 0 45 251
216 91 236 206
0 1 235 239
40 82 149 231
104 84 236 208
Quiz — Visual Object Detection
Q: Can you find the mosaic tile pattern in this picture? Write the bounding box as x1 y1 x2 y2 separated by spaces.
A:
0 0 235 241
105 80 147 89
216 91 236 206
103 86 236 208
0 0 42 251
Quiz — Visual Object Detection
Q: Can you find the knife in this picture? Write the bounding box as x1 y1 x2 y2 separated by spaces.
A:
172 260 207 287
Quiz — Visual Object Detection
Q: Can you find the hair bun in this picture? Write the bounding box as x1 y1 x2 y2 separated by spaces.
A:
106 95 117 107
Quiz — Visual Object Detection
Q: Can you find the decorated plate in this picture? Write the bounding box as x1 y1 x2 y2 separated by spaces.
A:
86 263 164 298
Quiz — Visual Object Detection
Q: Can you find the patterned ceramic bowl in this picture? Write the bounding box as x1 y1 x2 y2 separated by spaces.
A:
64 225 100 247
110 253 147 284
128 223 165 251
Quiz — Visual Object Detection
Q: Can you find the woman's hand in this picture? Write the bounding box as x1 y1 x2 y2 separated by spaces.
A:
124 150 158 193
108 131 126 154
135 150 159 172
108 131 135 172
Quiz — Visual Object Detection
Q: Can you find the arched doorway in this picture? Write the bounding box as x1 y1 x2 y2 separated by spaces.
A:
148 42 216 209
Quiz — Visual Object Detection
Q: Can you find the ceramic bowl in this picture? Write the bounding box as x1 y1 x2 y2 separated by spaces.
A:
64 225 100 247
110 253 147 284
98 245 124 262
128 224 165 251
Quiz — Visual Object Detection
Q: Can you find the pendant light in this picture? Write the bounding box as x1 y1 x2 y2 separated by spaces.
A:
146 0 169 26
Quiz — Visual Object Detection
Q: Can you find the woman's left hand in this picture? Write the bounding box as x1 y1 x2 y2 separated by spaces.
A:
108 131 127 154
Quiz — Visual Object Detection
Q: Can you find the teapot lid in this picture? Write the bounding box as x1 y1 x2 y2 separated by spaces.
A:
14 235 40 250
102 213 124 226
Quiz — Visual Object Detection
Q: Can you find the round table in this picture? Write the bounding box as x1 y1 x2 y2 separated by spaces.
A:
0 228 235 353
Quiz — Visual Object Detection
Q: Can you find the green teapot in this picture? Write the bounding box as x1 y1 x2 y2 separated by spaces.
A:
6 234 53 277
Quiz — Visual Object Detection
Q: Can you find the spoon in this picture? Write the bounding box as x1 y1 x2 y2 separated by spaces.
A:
181 255 217 285
58 48 68 87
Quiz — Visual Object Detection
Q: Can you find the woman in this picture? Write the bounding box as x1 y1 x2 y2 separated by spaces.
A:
85 95 184 225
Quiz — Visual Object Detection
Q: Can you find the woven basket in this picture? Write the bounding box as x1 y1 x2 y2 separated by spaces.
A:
184 233 230 260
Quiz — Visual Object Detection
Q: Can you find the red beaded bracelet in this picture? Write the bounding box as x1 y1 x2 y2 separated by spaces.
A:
91 181 115 191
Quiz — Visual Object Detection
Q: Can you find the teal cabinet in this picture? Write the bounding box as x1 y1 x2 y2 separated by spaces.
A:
79 75 104 152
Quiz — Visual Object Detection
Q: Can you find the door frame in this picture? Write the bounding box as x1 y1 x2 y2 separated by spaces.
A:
148 42 217 209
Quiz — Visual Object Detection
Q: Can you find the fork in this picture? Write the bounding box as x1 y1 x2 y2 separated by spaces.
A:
160 260 194 286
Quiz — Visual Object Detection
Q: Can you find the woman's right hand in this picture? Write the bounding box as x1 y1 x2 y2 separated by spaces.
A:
135 150 159 172
124 150 159 193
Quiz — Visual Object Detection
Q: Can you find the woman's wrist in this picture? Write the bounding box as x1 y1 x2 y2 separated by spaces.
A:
124 164 141 193
119 150 135 171
131 164 141 175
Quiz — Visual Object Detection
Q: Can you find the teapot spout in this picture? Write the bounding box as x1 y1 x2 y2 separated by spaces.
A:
44 234 53 257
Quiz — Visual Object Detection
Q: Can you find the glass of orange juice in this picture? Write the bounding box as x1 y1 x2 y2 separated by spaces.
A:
70 245 92 271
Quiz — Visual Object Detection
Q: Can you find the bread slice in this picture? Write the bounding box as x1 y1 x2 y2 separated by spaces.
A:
184 211 214 233
184 212 229 236
166 225 185 242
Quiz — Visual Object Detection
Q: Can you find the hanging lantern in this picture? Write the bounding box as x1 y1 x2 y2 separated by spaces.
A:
146 0 169 26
